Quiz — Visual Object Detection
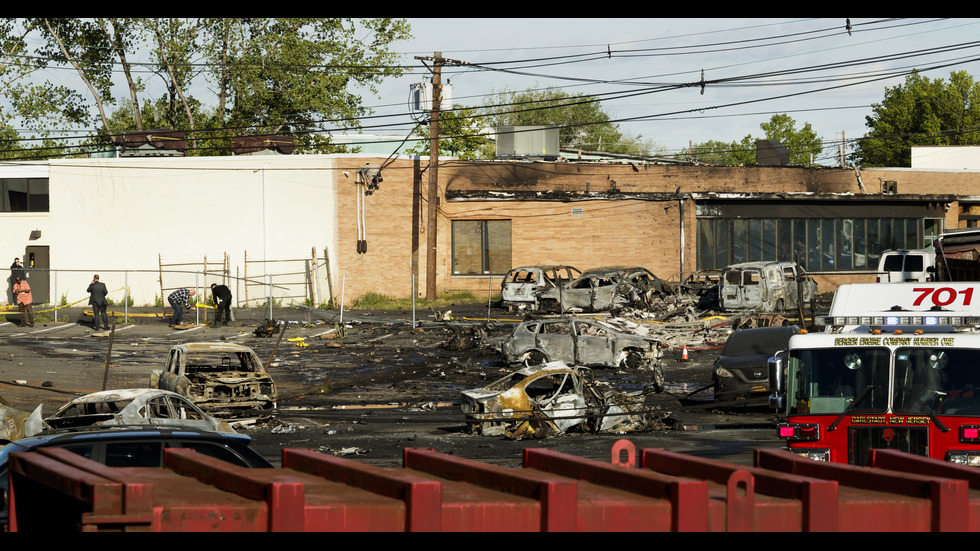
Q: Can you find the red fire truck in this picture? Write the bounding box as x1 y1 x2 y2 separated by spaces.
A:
769 282 980 466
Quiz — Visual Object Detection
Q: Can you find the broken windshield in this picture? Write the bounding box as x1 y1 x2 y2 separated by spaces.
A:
789 348 891 414
893 348 980 416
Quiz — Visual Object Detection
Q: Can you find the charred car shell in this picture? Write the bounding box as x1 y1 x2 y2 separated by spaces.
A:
500 265 581 312
500 317 664 391
44 388 236 434
460 361 663 439
150 342 278 417
718 261 816 313
536 266 673 313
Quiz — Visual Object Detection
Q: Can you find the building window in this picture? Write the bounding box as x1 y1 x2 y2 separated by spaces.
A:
2 178 49 212
451 220 511 275
697 217 941 271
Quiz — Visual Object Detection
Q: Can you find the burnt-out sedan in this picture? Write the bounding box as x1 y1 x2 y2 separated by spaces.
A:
501 317 664 390
712 325 799 404
150 343 278 417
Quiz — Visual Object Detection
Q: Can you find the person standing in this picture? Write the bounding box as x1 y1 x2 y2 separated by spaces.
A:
87 274 109 330
167 288 196 327
8 257 24 305
210 283 232 327
13 276 33 327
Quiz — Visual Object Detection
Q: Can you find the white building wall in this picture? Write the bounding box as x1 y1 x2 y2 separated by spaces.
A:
2 155 340 307
911 146 980 169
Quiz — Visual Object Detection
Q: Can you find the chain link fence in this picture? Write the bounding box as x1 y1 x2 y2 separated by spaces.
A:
2 253 336 325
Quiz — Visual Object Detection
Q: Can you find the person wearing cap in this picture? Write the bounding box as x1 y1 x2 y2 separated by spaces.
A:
13 276 33 327
210 282 232 327
87 274 109 330
167 287 196 327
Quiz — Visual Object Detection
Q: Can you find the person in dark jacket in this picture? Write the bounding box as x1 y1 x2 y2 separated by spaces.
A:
210 283 232 326
87 274 109 330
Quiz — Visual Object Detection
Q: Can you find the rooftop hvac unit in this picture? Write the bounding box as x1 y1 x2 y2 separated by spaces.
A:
496 126 559 159
411 79 453 113
756 140 790 165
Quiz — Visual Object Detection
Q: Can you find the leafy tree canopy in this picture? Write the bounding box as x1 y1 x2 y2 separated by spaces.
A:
854 70 980 167
687 114 823 166
1 18 411 157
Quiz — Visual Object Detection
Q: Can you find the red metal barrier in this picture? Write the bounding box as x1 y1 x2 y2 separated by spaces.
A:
11 441 980 531
640 447 840 532
755 448 970 531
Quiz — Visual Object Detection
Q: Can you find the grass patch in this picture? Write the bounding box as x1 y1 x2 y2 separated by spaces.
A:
352 291 485 310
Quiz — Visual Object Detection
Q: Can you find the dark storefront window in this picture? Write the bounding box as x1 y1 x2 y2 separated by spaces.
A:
697 216 939 271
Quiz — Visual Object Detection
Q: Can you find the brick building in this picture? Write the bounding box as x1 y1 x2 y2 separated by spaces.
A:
0 153 976 307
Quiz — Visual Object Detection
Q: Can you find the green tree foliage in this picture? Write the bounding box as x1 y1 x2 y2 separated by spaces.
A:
0 18 88 159
408 105 493 159
3 18 411 157
854 70 980 167
687 114 823 166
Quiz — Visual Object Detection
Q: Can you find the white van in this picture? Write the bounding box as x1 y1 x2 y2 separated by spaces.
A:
876 248 937 282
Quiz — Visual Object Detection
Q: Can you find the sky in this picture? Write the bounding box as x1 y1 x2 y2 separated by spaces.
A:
353 17 980 164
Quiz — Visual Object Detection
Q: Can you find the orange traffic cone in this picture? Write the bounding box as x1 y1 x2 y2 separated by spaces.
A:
681 345 689 360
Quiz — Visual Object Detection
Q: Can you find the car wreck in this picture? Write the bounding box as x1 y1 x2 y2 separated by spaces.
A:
535 266 674 314
44 388 236 434
500 265 581 313
150 342 278 417
718 260 816 313
460 361 664 440
500 316 665 390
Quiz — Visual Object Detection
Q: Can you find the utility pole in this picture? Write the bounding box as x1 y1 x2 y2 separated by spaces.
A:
415 52 466 300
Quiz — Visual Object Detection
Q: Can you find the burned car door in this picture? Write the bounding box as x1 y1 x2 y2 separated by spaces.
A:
589 276 620 311
571 320 615 366
501 268 541 306
534 321 575 363
154 347 187 394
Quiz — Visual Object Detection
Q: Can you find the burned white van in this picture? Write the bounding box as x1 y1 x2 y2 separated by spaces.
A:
718 261 816 312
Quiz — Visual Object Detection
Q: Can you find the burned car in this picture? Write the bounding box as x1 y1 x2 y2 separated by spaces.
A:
43 388 236 434
150 342 278 417
460 361 662 439
536 266 674 313
500 317 665 390
500 265 581 312
712 325 799 404
718 261 816 313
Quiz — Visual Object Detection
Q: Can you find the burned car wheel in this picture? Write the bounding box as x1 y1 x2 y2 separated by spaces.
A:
619 349 645 370
522 350 548 367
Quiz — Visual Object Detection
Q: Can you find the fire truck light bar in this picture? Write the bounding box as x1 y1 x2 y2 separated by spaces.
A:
818 315 980 327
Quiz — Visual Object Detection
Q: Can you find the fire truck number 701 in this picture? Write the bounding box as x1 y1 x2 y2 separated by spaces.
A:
912 287 975 307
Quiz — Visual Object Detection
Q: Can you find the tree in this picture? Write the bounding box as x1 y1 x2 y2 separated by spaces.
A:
687 114 823 166
854 70 980 167
408 105 492 159
6 18 412 157
0 18 88 159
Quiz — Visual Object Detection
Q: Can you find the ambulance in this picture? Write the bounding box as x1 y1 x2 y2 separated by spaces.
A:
768 282 980 466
